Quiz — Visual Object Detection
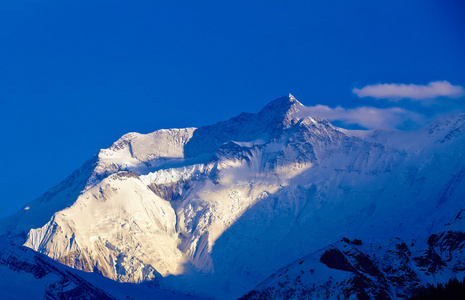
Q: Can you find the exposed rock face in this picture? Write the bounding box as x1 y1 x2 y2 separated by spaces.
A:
0 95 464 299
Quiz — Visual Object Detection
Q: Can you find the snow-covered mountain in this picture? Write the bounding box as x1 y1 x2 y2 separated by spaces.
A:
1 94 464 299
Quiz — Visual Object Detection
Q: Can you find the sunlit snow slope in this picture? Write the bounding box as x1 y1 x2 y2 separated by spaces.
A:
1 94 464 299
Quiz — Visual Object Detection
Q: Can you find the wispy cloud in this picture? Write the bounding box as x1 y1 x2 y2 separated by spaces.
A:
353 81 464 100
298 105 425 129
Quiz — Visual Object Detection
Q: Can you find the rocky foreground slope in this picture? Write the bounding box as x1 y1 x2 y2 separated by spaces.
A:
0 238 114 299
1 94 464 299
0 238 201 300
241 209 465 299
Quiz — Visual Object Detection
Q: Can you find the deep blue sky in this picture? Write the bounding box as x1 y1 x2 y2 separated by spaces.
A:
1 0 464 217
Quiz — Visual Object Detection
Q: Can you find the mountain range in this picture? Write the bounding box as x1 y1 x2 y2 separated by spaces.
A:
1 94 464 299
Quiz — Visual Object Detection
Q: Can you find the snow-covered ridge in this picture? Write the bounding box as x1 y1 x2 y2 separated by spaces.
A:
106 127 196 161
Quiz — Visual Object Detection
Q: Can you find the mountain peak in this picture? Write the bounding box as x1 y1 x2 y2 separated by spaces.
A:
288 93 297 102
258 94 304 120
183 95 305 158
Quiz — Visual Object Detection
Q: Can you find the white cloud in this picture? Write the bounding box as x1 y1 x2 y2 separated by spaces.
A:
352 81 464 100
298 105 424 129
